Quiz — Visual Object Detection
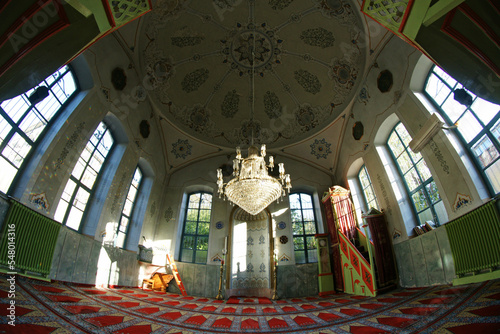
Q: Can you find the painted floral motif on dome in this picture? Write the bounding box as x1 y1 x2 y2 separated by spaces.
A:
259 235 265 244
259 263 266 272
294 69 321 95
181 68 209 93
171 36 204 47
300 27 335 48
295 105 319 131
310 138 332 159
331 60 358 90
188 106 211 132
269 0 294 10
264 91 282 119
239 119 262 143
247 262 254 272
221 90 240 118
170 26 205 47
171 139 192 159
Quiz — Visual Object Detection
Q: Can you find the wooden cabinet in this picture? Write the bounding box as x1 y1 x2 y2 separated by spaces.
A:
363 210 397 288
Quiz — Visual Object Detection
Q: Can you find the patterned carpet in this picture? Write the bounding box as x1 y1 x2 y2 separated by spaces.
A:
0 274 499 333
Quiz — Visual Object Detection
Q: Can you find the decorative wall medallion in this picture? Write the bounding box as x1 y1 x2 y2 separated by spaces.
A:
110 172 128 215
247 262 254 272
211 254 223 262
164 206 174 222
259 235 265 244
352 121 364 140
279 254 290 262
294 69 321 95
150 201 156 217
29 193 49 210
181 68 209 93
453 193 473 212
300 27 335 48
429 139 450 174
358 86 369 105
53 122 86 171
263 91 282 119
259 263 266 272
310 138 332 159
277 221 286 230
215 221 224 229
139 120 150 138
221 90 240 118
377 70 393 93
279 235 288 244
376 174 393 216
393 229 402 240
269 0 294 10
101 86 111 101
171 139 192 159
111 67 127 91
247 236 254 246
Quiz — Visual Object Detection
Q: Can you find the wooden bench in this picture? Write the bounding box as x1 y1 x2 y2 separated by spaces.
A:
142 273 174 292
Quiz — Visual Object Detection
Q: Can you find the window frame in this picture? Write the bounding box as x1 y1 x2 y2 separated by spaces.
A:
290 192 318 264
423 65 500 196
387 122 444 226
179 191 213 264
357 164 379 212
0 65 79 194
54 121 115 232
115 166 143 248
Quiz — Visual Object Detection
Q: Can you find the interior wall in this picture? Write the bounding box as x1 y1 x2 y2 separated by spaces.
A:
334 36 493 287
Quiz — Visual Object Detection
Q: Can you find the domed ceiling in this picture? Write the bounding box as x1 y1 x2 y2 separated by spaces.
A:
139 0 366 149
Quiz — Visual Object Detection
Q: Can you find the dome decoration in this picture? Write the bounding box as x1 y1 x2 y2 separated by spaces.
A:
140 0 366 148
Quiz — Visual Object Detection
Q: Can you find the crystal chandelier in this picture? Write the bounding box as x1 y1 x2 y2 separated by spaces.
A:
216 25 291 215
217 145 291 215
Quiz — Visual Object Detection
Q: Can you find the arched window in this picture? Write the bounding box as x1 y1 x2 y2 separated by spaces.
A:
358 165 379 212
54 121 114 231
424 65 500 194
180 192 212 263
115 166 143 248
290 192 318 264
387 122 446 226
0 66 78 193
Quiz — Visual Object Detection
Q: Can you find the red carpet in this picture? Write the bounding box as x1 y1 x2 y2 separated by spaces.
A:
0 274 499 333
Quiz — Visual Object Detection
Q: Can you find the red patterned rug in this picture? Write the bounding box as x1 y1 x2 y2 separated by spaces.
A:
0 274 499 333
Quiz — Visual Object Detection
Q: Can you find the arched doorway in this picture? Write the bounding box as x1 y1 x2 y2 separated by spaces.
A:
225 207 275 298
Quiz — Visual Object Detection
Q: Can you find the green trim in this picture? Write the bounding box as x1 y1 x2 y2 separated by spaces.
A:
423 0 464 27
453 270 500 286
402 0 432 40
0 268 51 282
